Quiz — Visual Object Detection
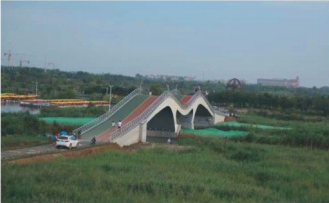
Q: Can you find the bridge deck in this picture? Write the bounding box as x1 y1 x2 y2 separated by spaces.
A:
82 94 148 140
96 96 159 142
180 95 193 104
174 94 184 101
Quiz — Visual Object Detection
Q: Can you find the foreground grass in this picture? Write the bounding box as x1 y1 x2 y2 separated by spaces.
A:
1 136 48 150
2 137 329 203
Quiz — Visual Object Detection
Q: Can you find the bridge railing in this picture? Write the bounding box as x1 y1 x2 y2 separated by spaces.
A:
73 87 144 135
110 90 203 141
170 89 182 96
193 91 228 116
212 106 230 116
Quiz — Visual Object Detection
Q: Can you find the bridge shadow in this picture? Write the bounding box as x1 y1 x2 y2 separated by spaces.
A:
146 106 175 140
194 104 213 129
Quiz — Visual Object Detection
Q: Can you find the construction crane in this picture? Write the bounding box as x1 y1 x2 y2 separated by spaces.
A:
19 57 30 67
4 50 19 67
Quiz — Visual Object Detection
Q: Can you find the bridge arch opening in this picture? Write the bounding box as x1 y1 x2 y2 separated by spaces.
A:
146 106 176 142
194 104 213 129
176 109 194 129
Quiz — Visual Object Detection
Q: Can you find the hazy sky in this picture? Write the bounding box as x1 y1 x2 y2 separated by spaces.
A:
2 2 329 87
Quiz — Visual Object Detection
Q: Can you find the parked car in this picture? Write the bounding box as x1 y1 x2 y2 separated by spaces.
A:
56 135 79 149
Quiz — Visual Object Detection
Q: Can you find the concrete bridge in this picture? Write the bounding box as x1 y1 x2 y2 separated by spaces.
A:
73 88 226 147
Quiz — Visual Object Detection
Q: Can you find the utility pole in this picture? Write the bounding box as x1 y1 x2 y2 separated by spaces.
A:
35 82 38 95
109 85 113 111
139 80 143 94
44 56 47 71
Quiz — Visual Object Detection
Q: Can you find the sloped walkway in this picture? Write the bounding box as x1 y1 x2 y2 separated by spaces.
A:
96 96 159 142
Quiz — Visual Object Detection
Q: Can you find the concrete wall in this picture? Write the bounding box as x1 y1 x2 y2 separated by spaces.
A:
213 113 225 125
113 125 141 147
147 130 176 138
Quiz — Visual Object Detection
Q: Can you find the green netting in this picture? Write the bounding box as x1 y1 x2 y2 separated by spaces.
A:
181 128 248 137
217 121 291 130
39 117 96 125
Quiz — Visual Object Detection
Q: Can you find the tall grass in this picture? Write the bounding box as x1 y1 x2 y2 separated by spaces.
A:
2 137 329 203
1 136 48 150
224 114 329 149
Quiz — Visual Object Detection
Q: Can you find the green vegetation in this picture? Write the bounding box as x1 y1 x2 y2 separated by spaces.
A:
208 91 329 116
2 137 329 202
1 112 78 137
216 114 329 149
149 83 164 95
39 117 96 126
1 136 48 150
1 112 47 136
252 109 327 122
1 66 139 100
2 66 329 202
3 66 328 102
39 105 108 117
0 66 222 98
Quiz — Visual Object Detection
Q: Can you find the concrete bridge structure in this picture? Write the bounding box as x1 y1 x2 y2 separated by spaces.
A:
74 88 226 147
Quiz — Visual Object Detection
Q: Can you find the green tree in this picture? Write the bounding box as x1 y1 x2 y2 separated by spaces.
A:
150 83 163 95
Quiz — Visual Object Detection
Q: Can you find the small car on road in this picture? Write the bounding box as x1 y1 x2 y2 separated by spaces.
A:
56 135 79 149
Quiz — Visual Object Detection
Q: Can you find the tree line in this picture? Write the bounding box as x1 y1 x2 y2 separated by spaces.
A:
208 91 329 116
1 112 76 136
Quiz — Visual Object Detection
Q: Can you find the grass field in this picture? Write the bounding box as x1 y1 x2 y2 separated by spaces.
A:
216 114 329 149
2 112 329 202
2 137 329 203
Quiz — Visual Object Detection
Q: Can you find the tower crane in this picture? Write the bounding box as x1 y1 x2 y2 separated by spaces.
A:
4 50 19 67
19 57 30 67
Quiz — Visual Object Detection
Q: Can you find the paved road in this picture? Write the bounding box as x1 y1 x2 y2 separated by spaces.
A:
1 139 92 160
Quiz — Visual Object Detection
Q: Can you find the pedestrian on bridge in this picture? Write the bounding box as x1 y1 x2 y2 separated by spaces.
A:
112 121 115 128
118 120 122 130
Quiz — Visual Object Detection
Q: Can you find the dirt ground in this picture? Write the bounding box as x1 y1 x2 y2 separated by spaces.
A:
3 143 141 165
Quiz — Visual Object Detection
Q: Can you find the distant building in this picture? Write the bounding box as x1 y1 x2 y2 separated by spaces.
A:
144 74 195 81
257 77 299 88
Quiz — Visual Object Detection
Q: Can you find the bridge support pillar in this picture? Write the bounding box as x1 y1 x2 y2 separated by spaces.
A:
213 114 225 125
139 121 147 143
177 111 194 129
